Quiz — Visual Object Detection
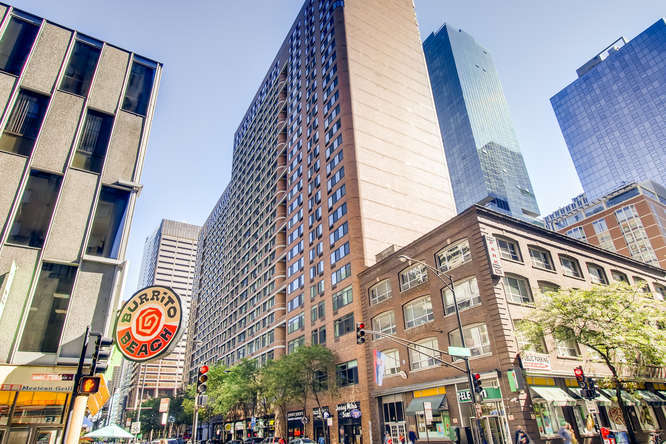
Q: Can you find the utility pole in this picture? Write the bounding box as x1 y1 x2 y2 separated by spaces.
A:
63 326 90 444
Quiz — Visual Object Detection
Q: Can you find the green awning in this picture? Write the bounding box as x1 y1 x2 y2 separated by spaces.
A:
636 390 666 406
568 388 611 406
405 395 448 415
600 389 640 406
529 386 577 406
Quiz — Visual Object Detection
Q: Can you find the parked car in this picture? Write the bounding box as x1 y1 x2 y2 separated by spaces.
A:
289 439 316 444
227 440 244 444
244 438 264 444
260 436 283 444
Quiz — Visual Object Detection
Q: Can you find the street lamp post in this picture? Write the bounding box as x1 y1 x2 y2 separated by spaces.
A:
399 255 482 443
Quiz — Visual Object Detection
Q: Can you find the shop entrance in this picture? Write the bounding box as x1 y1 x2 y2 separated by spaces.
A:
1 426 62 444
385 422 406 442
474 415 508 444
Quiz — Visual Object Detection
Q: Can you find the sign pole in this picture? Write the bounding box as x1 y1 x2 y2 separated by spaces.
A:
193 394 199 444
63 325 90 444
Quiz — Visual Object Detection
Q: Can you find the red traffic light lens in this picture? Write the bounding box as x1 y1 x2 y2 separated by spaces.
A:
474 373 481 380
574 367 583 378
358 323 364 329
200 365 209 374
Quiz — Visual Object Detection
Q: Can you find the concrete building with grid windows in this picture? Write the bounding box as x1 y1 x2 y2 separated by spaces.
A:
0 3 161 441
126 220 200 413
186 0 457 442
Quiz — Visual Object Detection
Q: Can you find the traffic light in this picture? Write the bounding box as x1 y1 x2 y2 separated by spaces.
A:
356 322 366 344
585 376 598 400
573 366 586 388
472 373 483 394
91 335 114 375
197 365 209 394
78 376 101 394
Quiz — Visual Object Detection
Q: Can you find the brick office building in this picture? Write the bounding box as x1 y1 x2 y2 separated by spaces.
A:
545 182 666 270
358 205 666 444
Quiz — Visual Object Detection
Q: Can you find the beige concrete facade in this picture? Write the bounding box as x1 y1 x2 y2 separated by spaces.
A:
0 2 161 440
358 206 666 444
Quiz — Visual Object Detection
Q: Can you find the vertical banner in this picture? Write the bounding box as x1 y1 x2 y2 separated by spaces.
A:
374 350 385 386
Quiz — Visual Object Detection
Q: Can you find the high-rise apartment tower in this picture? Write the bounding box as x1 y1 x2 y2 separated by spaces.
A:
187 0 456 442
0 2 161 440
551 18 666 201
423 24 540 221
127 220 200 409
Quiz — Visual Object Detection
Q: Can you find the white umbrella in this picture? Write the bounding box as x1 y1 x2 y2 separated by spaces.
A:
84 424 135 440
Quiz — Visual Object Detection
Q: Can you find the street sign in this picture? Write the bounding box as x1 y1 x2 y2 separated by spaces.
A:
131 421 141 434
159 397 170 413
423 401 433 425
161 412 168 425
350 409 361 419
327 417 333 426
448 346 471 358
585 400 598 414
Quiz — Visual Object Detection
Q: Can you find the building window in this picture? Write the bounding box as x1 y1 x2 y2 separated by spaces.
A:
334 312 354 338
310 301 325 324
380 349 400 375
8 170 62 248
435 239 471 272
633 277 651 293
533 402 566 437
496 237 521 261
312 326 326 345
18 263 77 353
332 285 352 311
372 311 396 338
503 275 533 304
566 226 587 241
442 277 481 315
403 296 433 329
448 323 491 358
529 246 554 270
60 39 101 96
592 218 615 252
287 313 304 334
409 337 439 370
86 186 129 258
615 205 659 265
538 281 559 295
513 320 547 353
0 15 40 76
586 264 608 285
122 59 155 116
399 264 428 291
556 333 580 358
0 90 49 156
72 110 113 173
369 279 392 305
611 270 629 283
654 284 666 301
335 360 358 386
288 336 305 353
559 255 582 278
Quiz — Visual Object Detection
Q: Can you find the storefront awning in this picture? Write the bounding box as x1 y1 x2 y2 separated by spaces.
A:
635 390 666 406
600 389 640 406
405 395 448 415
567 388 611 406
529 386 577 406
658 391 666 401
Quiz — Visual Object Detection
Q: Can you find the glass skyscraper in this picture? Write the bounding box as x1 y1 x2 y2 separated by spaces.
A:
551 18 666 201
423 24 540 220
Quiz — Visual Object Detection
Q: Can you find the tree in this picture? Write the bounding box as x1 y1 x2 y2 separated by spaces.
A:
260 354 303 437
519 283 666 444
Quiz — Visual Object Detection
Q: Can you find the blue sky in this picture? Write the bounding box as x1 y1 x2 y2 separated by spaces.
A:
9 0 664 299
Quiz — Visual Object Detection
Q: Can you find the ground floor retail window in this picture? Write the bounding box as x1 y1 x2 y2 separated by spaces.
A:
533 402 565 437
635 404 658 431
571 403 597 436
415 411 452 440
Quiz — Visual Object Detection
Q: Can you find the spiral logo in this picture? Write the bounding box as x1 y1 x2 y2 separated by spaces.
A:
132 307 164 340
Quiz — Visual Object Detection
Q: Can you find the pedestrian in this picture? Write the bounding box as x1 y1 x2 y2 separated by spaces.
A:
557 423 573 444
384 432 393 444
399 432 406 444
318 436 325 444
514 425 531 444
408 428 417 444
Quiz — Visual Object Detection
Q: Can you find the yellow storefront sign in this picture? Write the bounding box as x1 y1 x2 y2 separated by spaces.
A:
413 386 446 398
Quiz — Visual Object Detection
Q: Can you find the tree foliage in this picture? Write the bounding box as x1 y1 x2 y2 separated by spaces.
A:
519 282 666 444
